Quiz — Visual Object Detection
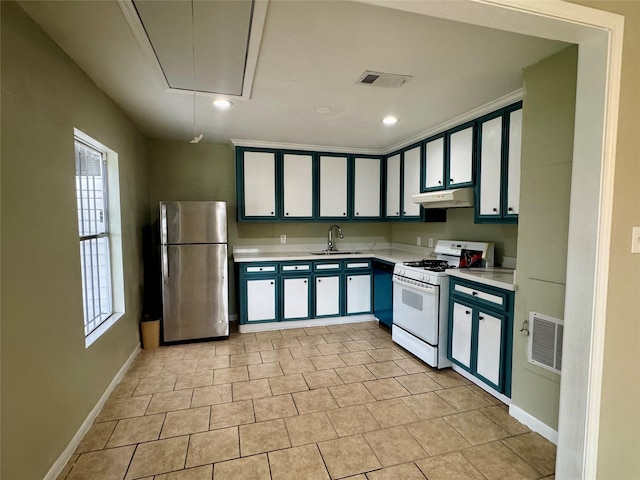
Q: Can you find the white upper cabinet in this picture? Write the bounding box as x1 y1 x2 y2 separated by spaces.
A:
385 154 401 218
319 155 348 218
242 151 277 217
478 116 503 216
282 153 313 218
353 157 382 219
506 108 522 216
447 124 474 187
423 136 445 190
402 146 421 217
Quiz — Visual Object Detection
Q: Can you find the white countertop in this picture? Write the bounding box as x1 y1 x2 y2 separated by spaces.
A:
446 267 517 291
233 248 426 264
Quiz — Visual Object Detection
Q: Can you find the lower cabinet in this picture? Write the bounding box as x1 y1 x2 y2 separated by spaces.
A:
282 277 310 320
346 274 372 314
246 277 277 322
448 277 514 397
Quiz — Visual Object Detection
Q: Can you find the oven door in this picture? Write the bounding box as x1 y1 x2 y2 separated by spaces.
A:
392 277 440 345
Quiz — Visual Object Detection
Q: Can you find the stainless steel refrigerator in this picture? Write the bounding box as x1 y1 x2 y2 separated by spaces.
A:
160 201 229 342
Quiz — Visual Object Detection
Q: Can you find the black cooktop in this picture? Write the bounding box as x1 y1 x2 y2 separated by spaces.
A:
403 259 455 273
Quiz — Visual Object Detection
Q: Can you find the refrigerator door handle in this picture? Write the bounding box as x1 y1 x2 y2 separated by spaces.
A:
162 245 169 280
160 202 168 245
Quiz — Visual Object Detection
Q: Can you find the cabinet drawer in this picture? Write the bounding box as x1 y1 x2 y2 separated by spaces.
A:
242 264 278 274
280 263 312 273
344 260 371 270
314 262 342 271
451 279 509 310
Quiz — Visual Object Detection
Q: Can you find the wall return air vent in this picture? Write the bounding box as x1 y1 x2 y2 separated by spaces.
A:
528 311 563 374
356 70 412 88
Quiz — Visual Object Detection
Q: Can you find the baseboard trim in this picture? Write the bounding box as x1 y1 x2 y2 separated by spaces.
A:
44 345 141 480
509 403 559 445
239 314 376 333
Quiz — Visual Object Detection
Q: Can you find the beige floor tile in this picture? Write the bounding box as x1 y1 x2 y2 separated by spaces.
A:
406 418 471 456
363 378 410 400
146 390 193 414
343 340 375 352
425 369 470 388
249 361 284 380
279 358 316 375
462 441 540 480
335 365 376 383
110 378 140 399
367 336 395 347
394 358 430 374
366 348 404 362
191 383 232 407
161 358 198 375
124 362 164 380
96 395 151 422
255 330 284 341
269 373 309 395
239 418 291 456
197 355 230 371
366 462 427 480
289 345 323 359
272 337 302 349
311 354 347 370
253 394 298 422
341 475 366 480
214 453 271 480
56 453 79 480
133 375 177 396
364 426 427 466
230 352 263 367
444 410 510 445
285 412 338 446
154 464 212 480
366 361 406 379
160 406 210 438
327 324 354 333
435 386 491 412
395 373 442 394
269 444 330 480
416 452 484 480
210 399 255 429
480 405 530 436
305 326 331 335
317 434 381 478
106 413 165 447
317 342 350 355
185 427 239 467
281 327 308 338
243 340 275 352
175 371 213 390
365 398 420 428
502 432 557 476
346 330 376 341
339 351 375 366
260 348 293 363
67 446 135 480
75 421 116 453
402 392 456 420
292 388 339 414
329 383 376 407
125 436 189 479
233 379 272 401
303 370 344 389
326 405 380 437
153 348 186 362
213 366 249 385
323 332 352 343
216 344 245 356
465 383 503 405
298 334 328 346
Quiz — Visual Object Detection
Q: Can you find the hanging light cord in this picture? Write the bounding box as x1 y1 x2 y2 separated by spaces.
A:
190 0 202 143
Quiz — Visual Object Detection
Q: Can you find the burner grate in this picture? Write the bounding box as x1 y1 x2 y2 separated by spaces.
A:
403 259 454 272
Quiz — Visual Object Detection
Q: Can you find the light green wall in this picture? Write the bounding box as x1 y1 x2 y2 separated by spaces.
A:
1 3 149 479
511 46 578 430
392 208 518 264
147 138 392 317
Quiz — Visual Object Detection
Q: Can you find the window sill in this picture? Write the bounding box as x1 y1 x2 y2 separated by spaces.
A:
85 312 124 348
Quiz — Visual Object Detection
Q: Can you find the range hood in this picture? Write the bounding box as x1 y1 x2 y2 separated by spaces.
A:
412 188 474 209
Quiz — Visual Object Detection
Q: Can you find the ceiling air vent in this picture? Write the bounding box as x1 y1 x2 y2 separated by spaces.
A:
356 70 412 88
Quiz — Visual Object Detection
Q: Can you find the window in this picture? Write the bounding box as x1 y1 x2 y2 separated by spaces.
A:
75 138 113 336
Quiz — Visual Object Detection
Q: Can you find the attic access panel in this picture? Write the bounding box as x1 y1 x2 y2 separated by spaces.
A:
133 0 253 95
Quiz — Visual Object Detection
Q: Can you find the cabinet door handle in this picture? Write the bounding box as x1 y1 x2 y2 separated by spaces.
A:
493 208 498 213
465 310 471 315
395 211 399 215
318 279 322 283
356 212 359 216
286 212 289 215
508 207 513 212
270 211 274 215
479 316 485 320
472 291 478 296
450 178 454 183
304 280 307 284
343 212 346 216
259 267 263 271
270 281 274 285
438 180 442 184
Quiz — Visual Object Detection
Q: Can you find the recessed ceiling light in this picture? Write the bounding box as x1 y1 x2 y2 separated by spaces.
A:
213 99 233 109
382 115 399 125
316 107 331 114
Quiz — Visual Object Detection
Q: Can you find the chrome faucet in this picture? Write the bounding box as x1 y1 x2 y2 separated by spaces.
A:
327 225 344 251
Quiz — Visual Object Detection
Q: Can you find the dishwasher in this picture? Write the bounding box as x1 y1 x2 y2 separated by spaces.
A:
372 259 394 328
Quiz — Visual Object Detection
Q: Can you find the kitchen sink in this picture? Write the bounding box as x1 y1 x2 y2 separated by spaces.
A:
309 250 363 255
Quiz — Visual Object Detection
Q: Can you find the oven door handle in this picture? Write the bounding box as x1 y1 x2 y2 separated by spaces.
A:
392 277 438 294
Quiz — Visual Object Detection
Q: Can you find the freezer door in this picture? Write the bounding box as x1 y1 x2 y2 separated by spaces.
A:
160 201 227 244
162 243 229 341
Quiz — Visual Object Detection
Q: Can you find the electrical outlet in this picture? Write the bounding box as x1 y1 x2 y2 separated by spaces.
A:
280 234 286 244
632 227 640 254
428 238 434 248
416 236 421 247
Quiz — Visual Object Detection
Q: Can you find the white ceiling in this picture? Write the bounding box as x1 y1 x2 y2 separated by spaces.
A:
18 0 569 151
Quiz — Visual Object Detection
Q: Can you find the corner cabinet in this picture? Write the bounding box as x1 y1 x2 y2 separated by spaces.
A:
385 144 423 221
448 277 514 397
475 102 522 224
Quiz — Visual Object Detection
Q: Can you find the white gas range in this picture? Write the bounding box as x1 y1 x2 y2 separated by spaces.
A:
392 240 494 369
